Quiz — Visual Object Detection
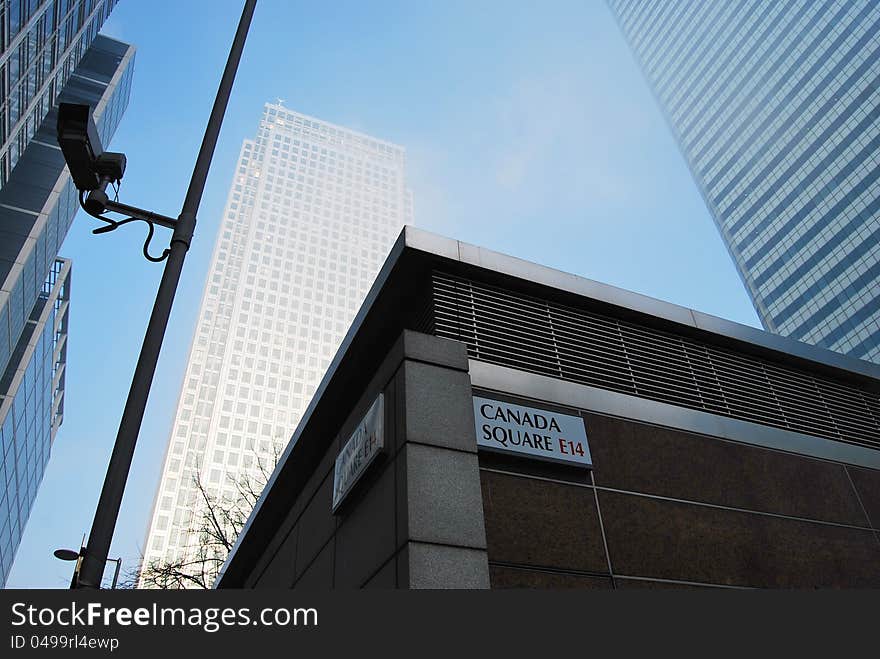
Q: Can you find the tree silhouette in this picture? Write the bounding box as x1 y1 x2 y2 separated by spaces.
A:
134 444 281 589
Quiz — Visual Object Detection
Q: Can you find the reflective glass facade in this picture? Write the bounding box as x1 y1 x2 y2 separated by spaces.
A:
141 104 413 584
0 258 68 585
607 0 880 364
0 0 120 187
0 33 133 586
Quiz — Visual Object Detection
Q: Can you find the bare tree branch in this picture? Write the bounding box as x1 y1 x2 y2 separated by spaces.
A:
134 441 283 589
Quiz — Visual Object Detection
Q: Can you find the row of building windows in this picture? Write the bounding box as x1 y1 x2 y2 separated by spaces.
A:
694 12 876 183
685 5 862 165
768 231 880 322
666 1 792 127
0 0 113 188
706 45 879 203
721 94 879 233
738 157 878 268
143 105 410 565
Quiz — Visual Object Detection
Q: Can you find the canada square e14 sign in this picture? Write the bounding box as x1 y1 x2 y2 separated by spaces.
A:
473 396 592 468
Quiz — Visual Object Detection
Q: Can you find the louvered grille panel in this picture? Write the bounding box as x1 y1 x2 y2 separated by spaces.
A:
429 272 880 451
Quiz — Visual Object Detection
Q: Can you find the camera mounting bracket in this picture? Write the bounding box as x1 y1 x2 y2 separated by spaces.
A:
80 177 179 262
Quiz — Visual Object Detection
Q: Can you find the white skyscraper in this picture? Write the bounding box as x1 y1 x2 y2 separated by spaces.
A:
140 103 412 582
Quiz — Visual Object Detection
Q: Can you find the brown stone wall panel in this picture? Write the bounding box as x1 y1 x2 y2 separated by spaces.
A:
615 578 723 590
393 367 406 455
395 543 410 588
294 473 337 580
395 445 409 548
287 441 338 534
293 539 334 589
383 369 399 455
334 461 397 588
599 490 880 588
477 450 592 485
480 470 607 573
248 440 336 588
244 536 279 588
847 466 880 529
363 557 397 588
490 566 612 589
253 525 299 589
585 413 866 526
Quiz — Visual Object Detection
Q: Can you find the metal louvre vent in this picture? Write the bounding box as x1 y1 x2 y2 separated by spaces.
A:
429 272 880 451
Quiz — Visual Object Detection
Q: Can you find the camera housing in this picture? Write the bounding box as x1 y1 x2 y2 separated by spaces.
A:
57 103 105 191
95 151 127 182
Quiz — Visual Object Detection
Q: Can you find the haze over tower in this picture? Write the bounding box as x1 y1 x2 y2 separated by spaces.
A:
140 103 412 583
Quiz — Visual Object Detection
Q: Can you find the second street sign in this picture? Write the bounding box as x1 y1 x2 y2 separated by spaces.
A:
332 394 385 512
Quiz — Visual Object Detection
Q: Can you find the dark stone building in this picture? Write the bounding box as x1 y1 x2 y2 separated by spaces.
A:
217 227 880 589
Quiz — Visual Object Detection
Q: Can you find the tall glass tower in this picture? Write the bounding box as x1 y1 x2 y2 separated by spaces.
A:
607 1 880 363
141 103 412 585
0 1 121 186
0 3 134 586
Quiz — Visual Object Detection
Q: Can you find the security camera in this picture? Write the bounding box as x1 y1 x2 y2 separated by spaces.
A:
56 103 128 192
57 103 105 190
55 102 176 243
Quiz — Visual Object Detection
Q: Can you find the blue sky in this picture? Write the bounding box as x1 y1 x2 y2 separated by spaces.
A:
7 0 758 587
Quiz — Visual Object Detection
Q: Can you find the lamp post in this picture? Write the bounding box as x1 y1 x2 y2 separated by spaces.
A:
67 0 257 589
54 547 122 589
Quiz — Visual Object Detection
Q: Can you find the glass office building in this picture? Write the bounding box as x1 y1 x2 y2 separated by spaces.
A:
607 1 880 363
0 0 120 187
141 103 412 586
0 259 69 585
0 26 134 585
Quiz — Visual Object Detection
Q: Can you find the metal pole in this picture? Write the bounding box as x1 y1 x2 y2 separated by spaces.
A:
110 558 122 589
69 544 86 589
76 0 257 588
